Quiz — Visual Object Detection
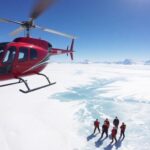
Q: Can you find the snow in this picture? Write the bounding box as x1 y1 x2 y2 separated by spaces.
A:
0 63 150 150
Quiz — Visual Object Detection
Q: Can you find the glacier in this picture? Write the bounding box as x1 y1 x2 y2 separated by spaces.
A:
0 63 150 150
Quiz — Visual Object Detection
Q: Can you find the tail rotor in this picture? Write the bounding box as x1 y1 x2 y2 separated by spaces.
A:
69 39 74 60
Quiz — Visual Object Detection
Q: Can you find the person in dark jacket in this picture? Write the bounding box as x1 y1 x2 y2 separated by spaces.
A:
93 119 100 134
113 116 119 128
110 127 117 143
100 122 109 139
120 122 126 139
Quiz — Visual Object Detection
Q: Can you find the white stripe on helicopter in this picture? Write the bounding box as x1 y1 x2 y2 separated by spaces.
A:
23 54 50 74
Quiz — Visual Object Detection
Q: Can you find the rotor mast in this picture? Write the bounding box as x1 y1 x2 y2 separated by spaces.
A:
22 20 34 37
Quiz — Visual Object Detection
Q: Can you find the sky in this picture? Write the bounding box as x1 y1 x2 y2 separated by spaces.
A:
0 0 150 62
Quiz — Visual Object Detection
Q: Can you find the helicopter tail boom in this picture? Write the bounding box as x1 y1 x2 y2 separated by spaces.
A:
50 39 74 60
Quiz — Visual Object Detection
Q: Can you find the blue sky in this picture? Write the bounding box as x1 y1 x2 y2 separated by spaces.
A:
0 0 150 62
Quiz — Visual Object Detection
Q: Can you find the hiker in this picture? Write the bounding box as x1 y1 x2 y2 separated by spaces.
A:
113 116 119 128
100 121 109 139
93 119 100 134
120 122 126 139
110 127 117 143
104 118 110 129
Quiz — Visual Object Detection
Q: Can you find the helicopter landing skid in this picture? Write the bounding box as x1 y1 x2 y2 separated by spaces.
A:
0 79 26 87
17 73 56 93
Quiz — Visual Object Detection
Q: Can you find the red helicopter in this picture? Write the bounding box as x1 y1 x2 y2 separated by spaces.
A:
0 0 75 93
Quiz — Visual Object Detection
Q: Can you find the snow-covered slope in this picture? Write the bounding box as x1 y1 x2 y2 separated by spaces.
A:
0 63 150 150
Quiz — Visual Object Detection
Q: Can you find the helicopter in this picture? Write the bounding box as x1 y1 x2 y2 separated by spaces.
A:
0 0 76 93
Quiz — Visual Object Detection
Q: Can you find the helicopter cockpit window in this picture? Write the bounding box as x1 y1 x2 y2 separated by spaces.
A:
0 42 9 60
30 48 38 60
3 46 16 64
18 47 28 62
0 49 4 60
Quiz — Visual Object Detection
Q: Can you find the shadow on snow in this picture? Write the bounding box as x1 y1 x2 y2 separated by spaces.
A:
87 133 99 141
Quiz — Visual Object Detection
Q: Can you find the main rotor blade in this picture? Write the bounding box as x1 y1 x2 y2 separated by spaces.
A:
10 27 25 36
30 0 54 20
0 18 22 25
36 25 76 39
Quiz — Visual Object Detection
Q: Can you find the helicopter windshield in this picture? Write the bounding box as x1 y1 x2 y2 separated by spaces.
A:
0 49 4 60
0 42 9 61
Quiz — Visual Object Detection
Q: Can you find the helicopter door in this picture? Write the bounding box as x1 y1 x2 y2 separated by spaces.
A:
0 46 16 74
13 47 29 74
